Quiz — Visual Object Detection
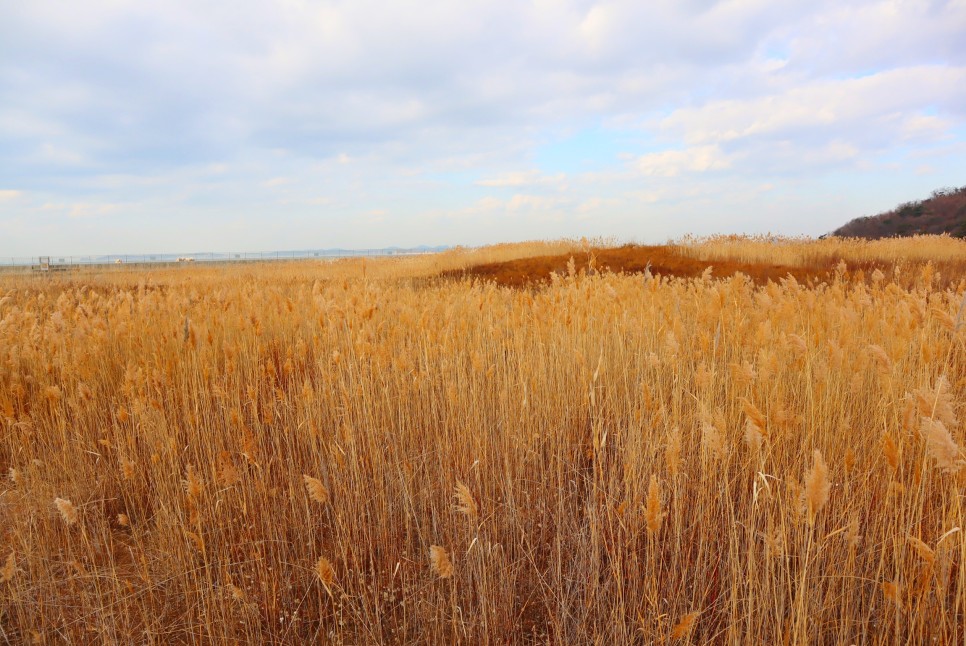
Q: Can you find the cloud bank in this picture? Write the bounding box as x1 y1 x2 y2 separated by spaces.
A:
1 0 965 254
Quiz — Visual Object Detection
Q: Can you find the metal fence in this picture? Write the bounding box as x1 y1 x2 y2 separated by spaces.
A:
1 248 434 270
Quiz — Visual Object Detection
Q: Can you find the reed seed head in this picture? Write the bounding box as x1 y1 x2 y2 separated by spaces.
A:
804 450 830 526
54 498 77 525
429 545 454 579
454 481 479 521
303 474 329 504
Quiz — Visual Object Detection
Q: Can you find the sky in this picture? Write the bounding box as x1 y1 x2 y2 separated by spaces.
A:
1 0 966 256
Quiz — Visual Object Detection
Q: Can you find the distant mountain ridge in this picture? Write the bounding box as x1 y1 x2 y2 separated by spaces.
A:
832 186 966 239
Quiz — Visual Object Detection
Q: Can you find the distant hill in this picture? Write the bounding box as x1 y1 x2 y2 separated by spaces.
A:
832 186 966 239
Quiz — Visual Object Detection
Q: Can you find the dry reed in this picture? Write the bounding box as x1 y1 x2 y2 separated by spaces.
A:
0 236 963 643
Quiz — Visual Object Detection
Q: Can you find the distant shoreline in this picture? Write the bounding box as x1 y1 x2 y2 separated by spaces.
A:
0 246 450 271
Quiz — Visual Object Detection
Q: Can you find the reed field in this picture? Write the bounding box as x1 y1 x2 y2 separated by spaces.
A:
1 236 965 644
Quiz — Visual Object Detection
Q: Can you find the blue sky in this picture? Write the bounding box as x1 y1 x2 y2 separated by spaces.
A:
1 0 965 256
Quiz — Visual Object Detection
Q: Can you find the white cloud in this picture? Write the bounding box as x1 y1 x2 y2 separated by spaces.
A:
450 196 507 220
451 194 570 219
31 142 88 166
43 202 125 219
1 0 965 254
900 115 951 142
506 194 567 211
0 190 22 202
636 146 732 177
660 66 966 147
577 196 621 213
476 171 568 188
262 177 293 188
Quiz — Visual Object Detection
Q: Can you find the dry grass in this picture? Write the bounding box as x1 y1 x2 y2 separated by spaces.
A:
443 237 966 289
678 233 966 273
1 237 964 644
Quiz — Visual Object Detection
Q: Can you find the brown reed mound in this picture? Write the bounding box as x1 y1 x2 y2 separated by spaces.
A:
442 243 966 289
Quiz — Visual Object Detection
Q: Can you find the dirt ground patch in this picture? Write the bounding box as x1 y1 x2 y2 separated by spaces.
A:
440 245 829 287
